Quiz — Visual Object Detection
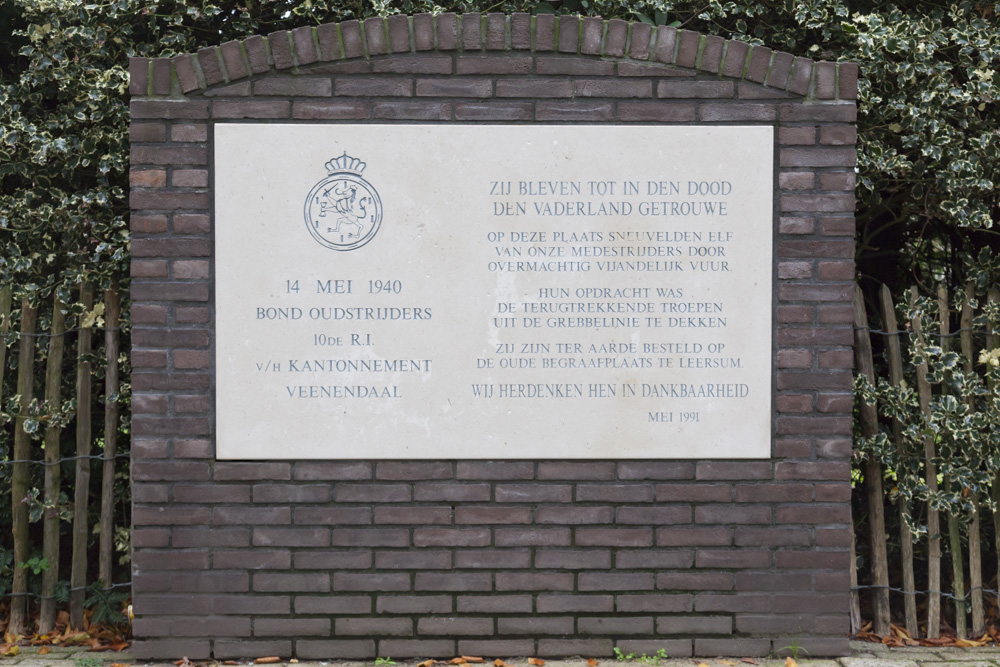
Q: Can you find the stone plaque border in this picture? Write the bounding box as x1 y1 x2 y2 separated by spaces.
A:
129 13 857 660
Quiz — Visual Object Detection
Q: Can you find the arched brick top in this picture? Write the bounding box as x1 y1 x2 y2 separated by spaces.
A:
129 13 858 102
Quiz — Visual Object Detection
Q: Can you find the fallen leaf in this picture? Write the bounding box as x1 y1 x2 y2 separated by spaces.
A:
529 659 545 666
450 659 467 665
2 645 19 657
890 623 911 640
697 662 711 667
720 661 739 666
109 641 131 652
223 662 240 666
290 660 299 664
740 660 758 665
955 637 986 647
588 659 599 666
461 658 484 664
110 663 133 667
256 657 282 664
494 660 508 667
175 657 193 667
419 660 436 667
39 646 51 655
784 658 797 667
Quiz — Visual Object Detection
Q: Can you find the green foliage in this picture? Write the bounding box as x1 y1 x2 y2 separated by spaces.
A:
374 657 397 667
17 555 48 575
613 648 668 665
856 262 1000 537
84 582 130 628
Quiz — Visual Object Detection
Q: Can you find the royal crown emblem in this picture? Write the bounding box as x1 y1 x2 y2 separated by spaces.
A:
304 152 382 251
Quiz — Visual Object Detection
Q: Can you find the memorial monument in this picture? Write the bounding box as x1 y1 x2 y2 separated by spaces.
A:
129 13 858 660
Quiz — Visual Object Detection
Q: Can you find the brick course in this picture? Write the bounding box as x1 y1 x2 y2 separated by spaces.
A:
130 12 856 661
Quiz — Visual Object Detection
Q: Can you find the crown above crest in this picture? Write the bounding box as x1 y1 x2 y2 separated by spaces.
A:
325 152 366 176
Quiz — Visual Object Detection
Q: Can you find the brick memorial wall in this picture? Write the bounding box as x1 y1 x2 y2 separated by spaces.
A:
128 13 859 661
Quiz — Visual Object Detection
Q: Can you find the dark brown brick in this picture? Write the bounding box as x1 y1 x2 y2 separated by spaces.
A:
579 572 654 591
535 549 611 569
457 461 533 479
815 60 837 98
616 550 694 569
296 640 376 660
377 54 452 74
334 572 411 593
617 506 691 524
657 572 733 591
676 30 700 68
485 13 505 50
416 572 491 591
576 527 653 547
416 78 491 97
495 527 570 546
294 462 371 480
538 639 614 658
414 482 491 501
700 103 776 122
388 15 410 53
695 549 771 569
558 15 578 53
131 100 209 119
130 122 166 143
339 20 364 58
337 617 412 636
418 617 493 636
336 483 410 502
294 551 371 570
535 14 555 52
619 462 694 480
617 594 692 613
580 17 602 55
376 505 451 524
458 595 533 613
699 35 724 73
461 14 482 51
213 506 290 525
253 572 328 593
496 79 572 98
767 51 794 89
454 549 531 569
254 77 332 96
317 24 342 61
413 528 491 547
256 617 328 637
212 100 289 119
330 528 409 546
788 56 813 96
658 80 733 98
296 595 370 614
538 506 612 524
580 616 655 635
619 103 694 124
377 595 451 614
657 526 732 547
496 483 571 503
498 617 574 634
839 62 859 100
276 90 368 112
659 616 732 635
376 550 451 569
575 78 651 98
373 101 452 120
536 100 613 121
377 640 455 658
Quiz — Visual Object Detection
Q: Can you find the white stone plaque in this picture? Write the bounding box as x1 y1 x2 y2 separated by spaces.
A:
215 124 774 459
